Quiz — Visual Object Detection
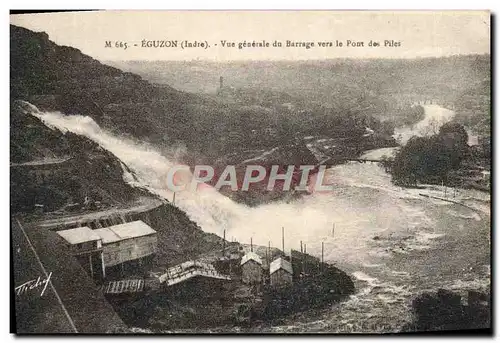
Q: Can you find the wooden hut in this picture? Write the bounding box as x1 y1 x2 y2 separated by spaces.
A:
240 251 263 284
270 257 293 287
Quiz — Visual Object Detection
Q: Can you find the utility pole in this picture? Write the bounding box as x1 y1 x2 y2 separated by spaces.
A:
265 242 269 267
222 229 226 258
268 241 271 265
250 237 253 252
282 226 285 252
332 223 335 238
321 241 324 275
173 192 176 205
303 244 307 276
301 242 305 276
300 240 304 275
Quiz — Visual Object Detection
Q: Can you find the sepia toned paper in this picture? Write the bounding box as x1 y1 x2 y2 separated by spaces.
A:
10 10 491 334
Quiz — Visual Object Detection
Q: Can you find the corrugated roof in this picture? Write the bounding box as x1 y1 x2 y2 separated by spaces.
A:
95 220 156 244
270 257 293 275
57 226 101 245
240 251 263 266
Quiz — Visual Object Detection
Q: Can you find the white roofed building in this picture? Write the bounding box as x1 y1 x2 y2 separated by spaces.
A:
270 257 293 287
240 251 263 285
57 226 101 248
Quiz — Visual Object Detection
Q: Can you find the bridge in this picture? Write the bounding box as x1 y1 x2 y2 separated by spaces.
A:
341 158 384 164
317 157 385 166
150 260 231 287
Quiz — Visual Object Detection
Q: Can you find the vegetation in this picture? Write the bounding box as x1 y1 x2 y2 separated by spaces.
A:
403 289 490 332
390 122 469 186
453 80 491 137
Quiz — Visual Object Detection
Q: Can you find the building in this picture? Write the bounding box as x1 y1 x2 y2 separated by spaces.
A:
57 226 105 279
151 260 231 286
240 251 263 284
94 220 157 273
270 257 293 287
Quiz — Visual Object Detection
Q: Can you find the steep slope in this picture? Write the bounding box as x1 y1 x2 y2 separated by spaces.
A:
10 24 195 144
10 100 149 213
10 25 395 169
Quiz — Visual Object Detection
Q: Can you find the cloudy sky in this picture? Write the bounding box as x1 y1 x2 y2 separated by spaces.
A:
10 10 490 61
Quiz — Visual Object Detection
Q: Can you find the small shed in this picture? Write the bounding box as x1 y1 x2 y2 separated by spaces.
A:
270 257 293 287
94 220 157 268
240 251 263 284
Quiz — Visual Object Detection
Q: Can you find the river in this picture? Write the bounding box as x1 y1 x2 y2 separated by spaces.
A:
394 104 456 144
25 102 490 333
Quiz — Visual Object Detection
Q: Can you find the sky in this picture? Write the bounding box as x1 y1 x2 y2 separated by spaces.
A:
10 10 490 61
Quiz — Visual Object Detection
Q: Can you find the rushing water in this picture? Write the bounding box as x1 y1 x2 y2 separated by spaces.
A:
24 102 490 332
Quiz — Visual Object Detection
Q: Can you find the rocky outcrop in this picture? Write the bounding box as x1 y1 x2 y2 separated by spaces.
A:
212 141 320 206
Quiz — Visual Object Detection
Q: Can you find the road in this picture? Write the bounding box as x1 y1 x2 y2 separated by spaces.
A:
36 197 164 230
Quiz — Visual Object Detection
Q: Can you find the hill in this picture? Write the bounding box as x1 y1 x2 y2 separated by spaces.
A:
11 24 399 206
109 56 490 127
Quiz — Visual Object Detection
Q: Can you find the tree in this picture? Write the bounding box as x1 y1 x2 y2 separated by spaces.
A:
389 123 469 186
438 122 469 170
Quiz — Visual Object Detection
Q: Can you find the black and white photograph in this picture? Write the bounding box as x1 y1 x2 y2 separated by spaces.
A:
9 10 491 334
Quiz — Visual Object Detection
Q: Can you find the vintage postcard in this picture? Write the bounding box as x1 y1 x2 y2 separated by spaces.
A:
10 10 491 334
